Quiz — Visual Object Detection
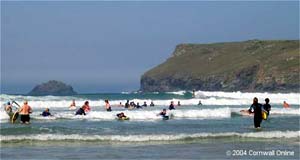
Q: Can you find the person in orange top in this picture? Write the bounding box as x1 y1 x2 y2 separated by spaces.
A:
19 101 32 124
283 101 290 108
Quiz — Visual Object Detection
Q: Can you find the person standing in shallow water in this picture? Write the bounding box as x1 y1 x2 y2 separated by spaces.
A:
19 101 32 124
263 98 271 116
105 100 112 112
248 97 264 128
169 101 175 110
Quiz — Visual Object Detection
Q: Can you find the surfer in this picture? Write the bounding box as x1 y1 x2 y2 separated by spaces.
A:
169 101 175 110
283 101 290 108
263 98 271 116
82 101 91 112
150 101 155 107
248 97 265 128
158 109 169 120
19 101 32 124
69 99 76 109
192 89 196 98
125 100 130 108
116 112 127 119
136 102 142 109
75 106 86 115
142 102 147 107
198 100 202 105
41 108 52 117
177 101 181 106
105 100 112 112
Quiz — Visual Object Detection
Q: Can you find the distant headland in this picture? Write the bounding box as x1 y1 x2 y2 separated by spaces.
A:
140 40 300 92
28 80 77 96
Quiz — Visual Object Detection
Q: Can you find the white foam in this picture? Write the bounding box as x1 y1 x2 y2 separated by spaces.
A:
1 131 299 142
231 107 300 116
43 107 231 120
195 91 300 105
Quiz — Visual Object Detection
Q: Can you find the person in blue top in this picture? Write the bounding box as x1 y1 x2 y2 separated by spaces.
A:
248 97 265 128
169 101 175 110
41 108 52 117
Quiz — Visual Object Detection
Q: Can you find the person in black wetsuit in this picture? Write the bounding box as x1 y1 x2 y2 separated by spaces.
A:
75 107 86 115
125 100 130 108
150 101 155 107
41 108 52 117
248 97 264 128
263 98 271 116
169 101 175 110
116 112 127 119
142 102 147 107
136 102 142 109
158 109 169 120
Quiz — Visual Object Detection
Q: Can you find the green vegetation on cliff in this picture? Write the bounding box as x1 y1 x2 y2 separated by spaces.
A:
141 40 300 92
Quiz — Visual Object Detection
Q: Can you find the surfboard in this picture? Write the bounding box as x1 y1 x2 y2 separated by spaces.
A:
69 106 77 110
162 116 169 120
11 111 19 123
240 110 253 116
262 111 268 120
118 117 130 120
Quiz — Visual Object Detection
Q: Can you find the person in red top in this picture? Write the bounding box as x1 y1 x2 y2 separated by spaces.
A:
19 101 32 124
82 101 91 112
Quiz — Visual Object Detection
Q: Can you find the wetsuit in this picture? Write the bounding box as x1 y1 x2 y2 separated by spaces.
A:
142 103 147 107
125 101 130 108
41 111 51 117
159 112 169 120
263 103 271 116
169 104 175 110
136 104 142 109
249 103 263 128
75 108 86 115
150 103 154 107
116 113 125 118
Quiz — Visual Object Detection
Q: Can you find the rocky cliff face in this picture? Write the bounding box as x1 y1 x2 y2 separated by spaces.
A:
141 40 300 92
28 80 77 96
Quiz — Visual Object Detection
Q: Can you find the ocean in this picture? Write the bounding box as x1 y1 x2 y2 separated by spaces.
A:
1 91 299 159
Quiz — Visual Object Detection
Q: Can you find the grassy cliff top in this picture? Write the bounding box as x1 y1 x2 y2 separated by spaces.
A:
144 40 299 81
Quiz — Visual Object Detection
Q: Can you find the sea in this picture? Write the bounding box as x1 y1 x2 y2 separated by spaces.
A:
0 91 299 160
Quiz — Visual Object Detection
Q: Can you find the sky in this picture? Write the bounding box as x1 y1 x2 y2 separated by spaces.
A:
1 1 299 94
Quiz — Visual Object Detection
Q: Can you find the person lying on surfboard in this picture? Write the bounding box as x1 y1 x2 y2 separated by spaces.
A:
158 109 169 120
41 108 52 117
116 112 128 120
